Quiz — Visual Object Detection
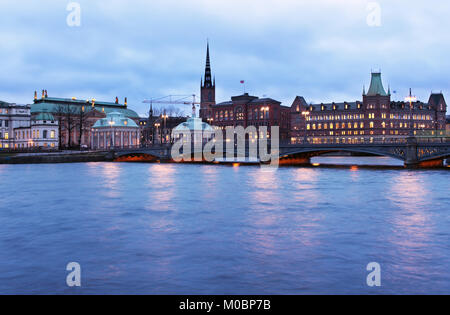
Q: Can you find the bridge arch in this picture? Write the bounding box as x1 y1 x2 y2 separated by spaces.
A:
280 147 406 162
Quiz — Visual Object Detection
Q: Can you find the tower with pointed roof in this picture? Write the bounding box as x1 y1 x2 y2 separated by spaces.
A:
363 72 391 133
200 42 216 120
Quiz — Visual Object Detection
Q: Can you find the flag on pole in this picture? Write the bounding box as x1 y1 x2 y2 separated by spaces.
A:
240 80 245 84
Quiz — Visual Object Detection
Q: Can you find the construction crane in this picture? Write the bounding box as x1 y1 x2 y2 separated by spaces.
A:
143 94 200 118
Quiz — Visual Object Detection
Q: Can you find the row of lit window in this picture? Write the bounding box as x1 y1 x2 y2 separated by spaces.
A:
307 122 369 130
306 113 433 122
15 130 55 140
0 142 56 149
214 108 270 122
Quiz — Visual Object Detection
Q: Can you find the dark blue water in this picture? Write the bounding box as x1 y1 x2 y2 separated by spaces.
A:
0 161 449 294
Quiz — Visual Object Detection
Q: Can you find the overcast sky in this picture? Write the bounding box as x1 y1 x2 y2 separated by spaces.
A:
1 0 449 116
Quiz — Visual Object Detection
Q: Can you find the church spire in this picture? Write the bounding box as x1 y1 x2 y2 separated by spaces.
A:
203 41 213 88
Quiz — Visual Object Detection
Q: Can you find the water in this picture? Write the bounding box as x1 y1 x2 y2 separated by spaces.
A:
0 160 449 295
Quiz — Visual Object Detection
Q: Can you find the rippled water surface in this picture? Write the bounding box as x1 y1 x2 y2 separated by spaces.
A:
0 160 449 294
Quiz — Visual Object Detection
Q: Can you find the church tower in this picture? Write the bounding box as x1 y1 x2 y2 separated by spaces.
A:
200 42 216 120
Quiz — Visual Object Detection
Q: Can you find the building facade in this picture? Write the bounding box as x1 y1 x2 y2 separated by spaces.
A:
290 72 448 144
32 91 140 148
198 44 291 140
91 112 140 149
0 101 31 149
0 101 59 150
14 112 59 149
446 115 450 135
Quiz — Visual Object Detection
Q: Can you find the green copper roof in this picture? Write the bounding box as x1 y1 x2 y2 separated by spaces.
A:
30 102 139 118
367 72 388 96
93 112 139 128
34 112 55 121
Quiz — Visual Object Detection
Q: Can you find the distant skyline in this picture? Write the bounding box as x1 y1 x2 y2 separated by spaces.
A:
1 0 449 116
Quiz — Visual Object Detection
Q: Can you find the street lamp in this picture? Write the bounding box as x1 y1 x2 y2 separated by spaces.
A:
405 88 417 137
108 120 115 149
302 111 310 144
162 113 169 144
155 123 161 145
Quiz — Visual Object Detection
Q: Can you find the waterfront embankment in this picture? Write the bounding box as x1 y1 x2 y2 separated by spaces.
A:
0 151 110 164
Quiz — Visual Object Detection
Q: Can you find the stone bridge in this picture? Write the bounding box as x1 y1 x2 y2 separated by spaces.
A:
108 137 450 168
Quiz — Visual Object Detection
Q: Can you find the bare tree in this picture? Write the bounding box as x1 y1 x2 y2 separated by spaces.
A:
61 104 78 149
77 107 89 148
54 105 66 149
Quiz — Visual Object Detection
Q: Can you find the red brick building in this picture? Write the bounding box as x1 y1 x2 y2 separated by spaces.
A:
199 44 291 139
290 72 447 143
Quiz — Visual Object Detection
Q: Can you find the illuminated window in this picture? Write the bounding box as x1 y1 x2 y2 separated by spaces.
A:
306 124 311 130
4 132 9 140
370 122 374 128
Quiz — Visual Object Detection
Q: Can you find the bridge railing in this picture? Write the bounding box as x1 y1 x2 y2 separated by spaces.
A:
89 136 450 153
287 136 450 146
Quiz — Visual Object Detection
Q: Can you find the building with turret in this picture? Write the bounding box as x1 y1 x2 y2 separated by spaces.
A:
199 42 216 120
198 43 291 140
290 72 447 143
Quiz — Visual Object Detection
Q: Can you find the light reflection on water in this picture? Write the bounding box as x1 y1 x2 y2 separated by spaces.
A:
0 162 448 295
312 156 405 166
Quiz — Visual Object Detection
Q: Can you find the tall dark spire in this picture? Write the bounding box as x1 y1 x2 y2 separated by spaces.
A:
204 41 213 88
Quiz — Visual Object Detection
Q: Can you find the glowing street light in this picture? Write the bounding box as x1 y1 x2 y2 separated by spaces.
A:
405 88 417 136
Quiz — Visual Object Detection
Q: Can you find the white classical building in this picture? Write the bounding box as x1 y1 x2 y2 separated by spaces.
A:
91 112 140 149
15 112 59 149
0 101 31 149
1 101 59 150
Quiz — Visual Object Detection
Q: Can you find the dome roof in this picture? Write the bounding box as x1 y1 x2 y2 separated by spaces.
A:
34 112 55 121
173 117 215 133
93 112 139 128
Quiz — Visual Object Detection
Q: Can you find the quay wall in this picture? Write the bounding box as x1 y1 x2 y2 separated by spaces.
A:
0 152 110 164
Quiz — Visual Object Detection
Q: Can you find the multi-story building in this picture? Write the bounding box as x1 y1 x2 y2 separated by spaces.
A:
31 91 140 148
209 93 291 139
446 115 450 135
14 112 59 149
290 72 447 143
198 44 291 140
0 101 32 149
0 100 59 150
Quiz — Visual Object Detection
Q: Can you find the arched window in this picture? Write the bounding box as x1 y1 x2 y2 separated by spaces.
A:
236 107 244 120
208 92 212 102
43 130 48 139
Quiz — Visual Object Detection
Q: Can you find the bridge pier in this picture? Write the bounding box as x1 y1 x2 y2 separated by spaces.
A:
405 136 419 168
